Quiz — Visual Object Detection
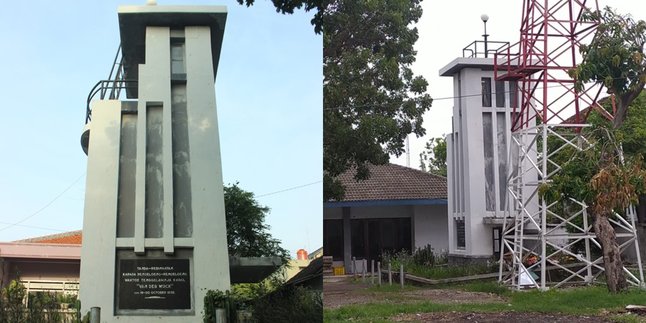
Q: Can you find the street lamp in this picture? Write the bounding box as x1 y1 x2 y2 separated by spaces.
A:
481 14 489 58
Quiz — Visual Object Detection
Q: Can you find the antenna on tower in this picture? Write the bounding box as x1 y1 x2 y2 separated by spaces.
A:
405 135 410 167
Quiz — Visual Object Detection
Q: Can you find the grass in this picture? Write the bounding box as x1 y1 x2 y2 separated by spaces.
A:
445 279 510 295
324 282 646 322
506 285 646 315
388 258 498 280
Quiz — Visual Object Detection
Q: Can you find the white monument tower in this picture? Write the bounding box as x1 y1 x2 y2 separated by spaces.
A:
442 20 539 264
80 5 229 321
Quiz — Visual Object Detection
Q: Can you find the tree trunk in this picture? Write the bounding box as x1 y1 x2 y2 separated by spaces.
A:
593 212 627 293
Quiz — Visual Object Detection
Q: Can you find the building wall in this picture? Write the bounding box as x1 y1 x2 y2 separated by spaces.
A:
348 205 412 219
324 202 448 273
413 205 449 254
446 62 516 260
7 259 79 282
81 23 229 321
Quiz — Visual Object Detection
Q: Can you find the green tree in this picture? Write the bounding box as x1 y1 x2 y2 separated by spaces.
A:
235 0 324 33
224 183 289 265
323 0 433 200
237 0 433 201
419 137 447 176
566 7 646 293
572 7 646 128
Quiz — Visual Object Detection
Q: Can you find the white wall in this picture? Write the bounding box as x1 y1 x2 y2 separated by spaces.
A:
413 205 449 254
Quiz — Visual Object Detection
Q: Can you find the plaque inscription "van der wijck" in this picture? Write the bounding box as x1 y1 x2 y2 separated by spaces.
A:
117 259 191 310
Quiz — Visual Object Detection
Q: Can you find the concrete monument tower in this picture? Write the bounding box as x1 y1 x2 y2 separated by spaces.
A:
80 4 229 321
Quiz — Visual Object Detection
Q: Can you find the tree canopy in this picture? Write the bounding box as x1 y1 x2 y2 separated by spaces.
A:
236 0 434 201
235 0 324 33
419 137 447 177
224 183 289 265
546 6 646 293
572 6 646 128
545 94 646 292
323 0 433 200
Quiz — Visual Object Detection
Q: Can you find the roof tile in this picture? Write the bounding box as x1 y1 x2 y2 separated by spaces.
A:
15 230 82 245
336 163 447 201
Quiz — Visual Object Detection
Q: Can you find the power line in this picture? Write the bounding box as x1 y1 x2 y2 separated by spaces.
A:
3 176 319 236
256 181 321 198
323 84 567 111
0 221 67 233
0 173 85 233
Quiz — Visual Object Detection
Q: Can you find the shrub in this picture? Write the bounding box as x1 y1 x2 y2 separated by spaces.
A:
0 280 78 323
383 247 497 280
204 282 322 322
253 286 322 323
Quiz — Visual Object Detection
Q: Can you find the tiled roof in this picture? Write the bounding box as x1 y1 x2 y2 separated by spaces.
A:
15 230 82 245
562 96 611 124
285 257 322 289
336 163 447 201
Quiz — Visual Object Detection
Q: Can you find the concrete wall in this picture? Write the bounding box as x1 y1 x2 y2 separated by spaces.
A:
81 25 229 322
413 205 449 254
6 259 79 282
444 59 523 260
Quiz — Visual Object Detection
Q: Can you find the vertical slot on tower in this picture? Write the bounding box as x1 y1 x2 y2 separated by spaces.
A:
172 84 193 237
171 29 186 81
117 102 138 237
170 30 192 237
146 102 164 238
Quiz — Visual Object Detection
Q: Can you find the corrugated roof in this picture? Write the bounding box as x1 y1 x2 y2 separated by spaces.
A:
336 163 447 201
15 230 82 245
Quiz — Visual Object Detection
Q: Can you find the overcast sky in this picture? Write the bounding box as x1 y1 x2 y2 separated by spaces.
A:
0 0 322 257
392 0 646 168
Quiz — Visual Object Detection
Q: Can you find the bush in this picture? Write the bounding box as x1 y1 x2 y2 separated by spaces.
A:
204 283 322 322
383 247 496 280
0 280 75 323
253 286 322 323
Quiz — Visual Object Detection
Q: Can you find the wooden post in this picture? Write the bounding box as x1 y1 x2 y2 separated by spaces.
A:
362 259 366 282
400 264 404 288
377 261 382 286
388 263 392 285
371 259 375 284
352 257 357 279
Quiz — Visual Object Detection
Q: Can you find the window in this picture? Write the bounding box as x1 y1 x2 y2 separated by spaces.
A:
481 78 492 107
509 81 517 109
170 34 186 81
496 80 505 107
351 218 411 262
455 218 465 249
323 220 344 261
493 227 502 258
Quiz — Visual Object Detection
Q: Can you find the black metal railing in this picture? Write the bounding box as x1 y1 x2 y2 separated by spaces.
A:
462 40 510 58
85 45 136 123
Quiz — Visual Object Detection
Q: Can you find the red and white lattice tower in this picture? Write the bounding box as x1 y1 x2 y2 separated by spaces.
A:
494 0 644 290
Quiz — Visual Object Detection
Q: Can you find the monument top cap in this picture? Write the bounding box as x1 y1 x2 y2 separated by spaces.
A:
117 5 227 97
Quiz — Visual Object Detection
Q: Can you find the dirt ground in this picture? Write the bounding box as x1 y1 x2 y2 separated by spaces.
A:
323 276 619 322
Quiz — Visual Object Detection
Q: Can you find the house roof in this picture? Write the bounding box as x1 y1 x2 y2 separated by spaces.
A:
561 96 612 124
14 230 82 245
284 257 322 289
335 163 447 202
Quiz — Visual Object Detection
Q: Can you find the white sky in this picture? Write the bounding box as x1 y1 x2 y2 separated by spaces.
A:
0 0 321 257
391 0 646 169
